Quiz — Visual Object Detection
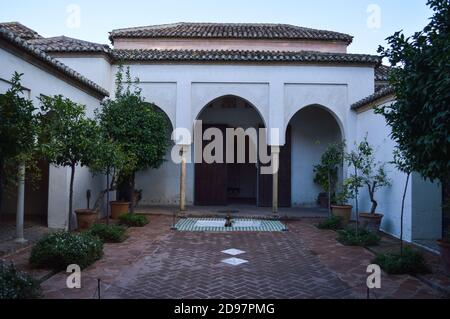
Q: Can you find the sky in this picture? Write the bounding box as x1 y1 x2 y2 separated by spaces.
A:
0 0 433 54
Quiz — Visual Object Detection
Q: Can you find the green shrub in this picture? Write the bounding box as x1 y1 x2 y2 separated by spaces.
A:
29 232 103 270
118 214 149 227
337 227 381 247
88 224 127 243
317 215 343 230
0 262 41 299
373 247 430 275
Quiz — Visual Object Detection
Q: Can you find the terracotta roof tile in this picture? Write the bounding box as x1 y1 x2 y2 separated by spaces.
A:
0 22 42 40
28 36 111 53
0 27 109 97
351 85 395 111
112 48 380 64
110 22 353 44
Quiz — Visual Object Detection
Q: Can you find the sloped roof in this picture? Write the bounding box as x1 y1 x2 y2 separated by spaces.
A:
28 36 111 54
375 64 392 82
110 22 354 44
112 48 379 64
0 27 109 98
0 22 42 40
351 85 395 111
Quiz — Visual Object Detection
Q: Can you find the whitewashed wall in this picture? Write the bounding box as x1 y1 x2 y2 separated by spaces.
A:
52 55 113 92
120 63 373 207
290 106 341 206
356 101 442 241
0 47 106 229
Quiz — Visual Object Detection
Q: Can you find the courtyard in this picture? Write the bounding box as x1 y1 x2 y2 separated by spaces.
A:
3 215 448 299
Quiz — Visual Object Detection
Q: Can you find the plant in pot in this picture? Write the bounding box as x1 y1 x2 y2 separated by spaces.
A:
330 182 352 226
313 142 346 213
75 190 98 230
358 139 392 231
96 66 170 218
88 129 129 223
38 95 98 231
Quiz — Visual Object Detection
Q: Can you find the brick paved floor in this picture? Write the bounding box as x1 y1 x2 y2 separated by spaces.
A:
4 216 446 299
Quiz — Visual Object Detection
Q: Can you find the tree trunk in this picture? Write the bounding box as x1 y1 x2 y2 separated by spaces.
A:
328 170 331 215
106 167 110 225
130 172 135 214
368 182 378 214
400 172 411 256
0 159 3 219
354 167 359 234
68 163 76 231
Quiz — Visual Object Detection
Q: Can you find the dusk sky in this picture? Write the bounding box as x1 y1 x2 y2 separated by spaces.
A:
0 0 432 54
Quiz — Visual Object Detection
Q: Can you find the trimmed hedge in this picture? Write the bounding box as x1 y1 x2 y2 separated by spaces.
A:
88 224 128 243
317 215 343 230
0 262 41 299
337 227 381 247
373 247 430 275
118 214 149 227
30 232 103 270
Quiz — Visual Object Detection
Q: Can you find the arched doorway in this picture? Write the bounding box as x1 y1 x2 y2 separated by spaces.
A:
194 95 266 206
287 105 343 207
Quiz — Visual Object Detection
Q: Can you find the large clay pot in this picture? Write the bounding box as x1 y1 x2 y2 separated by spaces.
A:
359 213 384 232
75 209 97 230
437 240 450 274
110 201 130 220
331 205 353 226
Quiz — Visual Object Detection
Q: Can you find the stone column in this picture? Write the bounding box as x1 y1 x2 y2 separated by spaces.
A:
179 145 189 214
271 146 280 216
15 164 27 243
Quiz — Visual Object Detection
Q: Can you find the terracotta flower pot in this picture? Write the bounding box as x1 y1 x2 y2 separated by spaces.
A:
359 213 384 232
331 205 353 226
110 201 130 220
437 239 450 274
75 209 97 230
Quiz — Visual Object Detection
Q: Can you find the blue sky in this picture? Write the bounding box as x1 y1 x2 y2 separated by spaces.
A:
0 0 432 54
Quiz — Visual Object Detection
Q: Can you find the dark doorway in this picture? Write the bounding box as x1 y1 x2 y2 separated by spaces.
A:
194 95 268 206
24 159 49 225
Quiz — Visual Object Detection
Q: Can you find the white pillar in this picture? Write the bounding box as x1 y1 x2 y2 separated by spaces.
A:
15 164 27 243
179 145 188 212
271 146 280 216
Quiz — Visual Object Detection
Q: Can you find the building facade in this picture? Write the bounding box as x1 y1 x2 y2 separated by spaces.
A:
0 22 442 242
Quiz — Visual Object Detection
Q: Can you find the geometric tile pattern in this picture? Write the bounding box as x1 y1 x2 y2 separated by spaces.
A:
221 257 248 266
222 249 246 256
175 218 287 232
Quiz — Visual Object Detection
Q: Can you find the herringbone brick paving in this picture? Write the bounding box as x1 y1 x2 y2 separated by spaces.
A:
4 215 443 299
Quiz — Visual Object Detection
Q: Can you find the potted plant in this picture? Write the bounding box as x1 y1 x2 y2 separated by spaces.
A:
356 138 392 231
331 183 352 226
75 209 98 230
313 142 346 213
96 66 170 215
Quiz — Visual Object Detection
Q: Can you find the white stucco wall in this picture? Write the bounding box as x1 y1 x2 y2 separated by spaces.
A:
122 62 373 208
356 101 442 241
290 106 341 206
51 55 112 92
0 47 106 229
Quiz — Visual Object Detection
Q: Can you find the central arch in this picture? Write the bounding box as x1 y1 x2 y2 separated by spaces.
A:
193 95 266 206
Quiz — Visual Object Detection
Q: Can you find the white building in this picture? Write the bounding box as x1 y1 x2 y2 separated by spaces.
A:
0 22 443 242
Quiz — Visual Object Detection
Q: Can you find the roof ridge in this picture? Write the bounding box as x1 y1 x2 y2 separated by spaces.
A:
109 22 353 44
0 27 109 97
